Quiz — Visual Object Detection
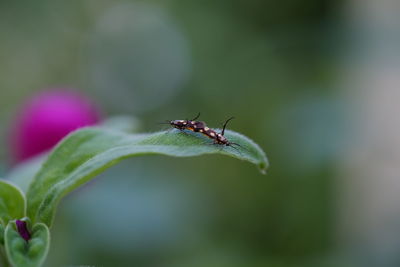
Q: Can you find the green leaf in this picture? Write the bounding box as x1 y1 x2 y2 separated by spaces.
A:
0 180 26 225
4 221 50 267
6 155 48 194
27 127 269 227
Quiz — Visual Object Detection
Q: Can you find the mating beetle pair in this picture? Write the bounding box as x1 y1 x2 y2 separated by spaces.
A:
166 113 240 148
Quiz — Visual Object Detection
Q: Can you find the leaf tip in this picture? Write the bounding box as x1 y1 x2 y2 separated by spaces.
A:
258 156 269 175
258 164 268 175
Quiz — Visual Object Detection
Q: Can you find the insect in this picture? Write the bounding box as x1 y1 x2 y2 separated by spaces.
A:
198 117 241 148
167 112 202 131
166 114 241 150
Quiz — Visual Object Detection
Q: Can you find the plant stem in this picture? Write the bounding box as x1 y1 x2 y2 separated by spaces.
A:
0 246 10 267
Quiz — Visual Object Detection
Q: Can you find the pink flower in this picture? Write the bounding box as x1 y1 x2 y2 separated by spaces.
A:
10 90 101 163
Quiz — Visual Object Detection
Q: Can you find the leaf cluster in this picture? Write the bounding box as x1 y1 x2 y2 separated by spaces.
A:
0 121 268 266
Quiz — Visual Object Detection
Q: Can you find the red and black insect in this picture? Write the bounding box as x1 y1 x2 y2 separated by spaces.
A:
167 114 240 149
167 112 202 131
197 117 241 148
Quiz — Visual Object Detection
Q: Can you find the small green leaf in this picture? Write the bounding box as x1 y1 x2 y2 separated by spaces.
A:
27 127 269 227
4 221 50 267
0 180 26 225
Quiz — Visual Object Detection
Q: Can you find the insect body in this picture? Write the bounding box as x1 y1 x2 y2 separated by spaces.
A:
170 115 239 148
199 117 238 147
168 112 202 131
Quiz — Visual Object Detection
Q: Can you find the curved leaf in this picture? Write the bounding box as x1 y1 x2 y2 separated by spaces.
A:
4 221 50 267
0 180 25 225
27 127 269 227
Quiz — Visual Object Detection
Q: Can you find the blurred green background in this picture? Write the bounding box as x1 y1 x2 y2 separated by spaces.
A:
2 0 396 266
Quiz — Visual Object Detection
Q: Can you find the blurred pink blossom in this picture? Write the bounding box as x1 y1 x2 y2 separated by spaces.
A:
10 90 101 163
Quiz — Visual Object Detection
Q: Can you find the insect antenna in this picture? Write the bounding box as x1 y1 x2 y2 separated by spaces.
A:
228 142 245 156
231 142 250 154
221 117 235 136
230 142 241 148
191 112 201 121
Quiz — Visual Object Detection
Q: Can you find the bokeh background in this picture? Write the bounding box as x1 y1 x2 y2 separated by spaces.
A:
1 0 400 266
